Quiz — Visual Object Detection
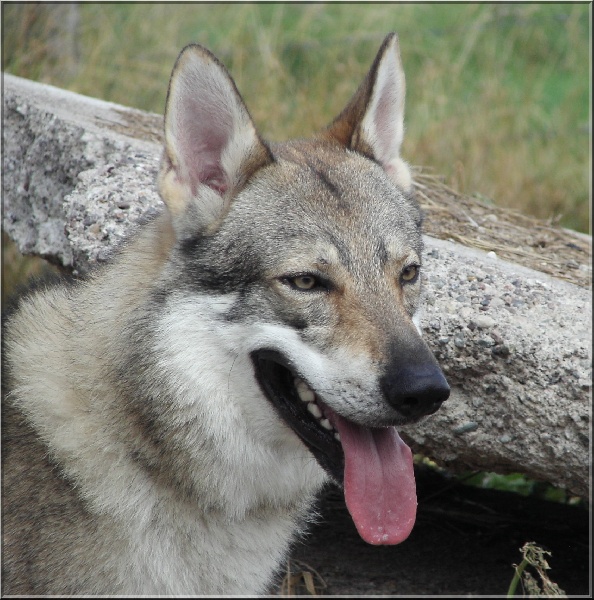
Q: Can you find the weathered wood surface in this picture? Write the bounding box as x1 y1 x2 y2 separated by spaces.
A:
3 73 591 497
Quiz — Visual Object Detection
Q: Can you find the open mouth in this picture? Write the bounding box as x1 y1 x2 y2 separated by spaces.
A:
251 348 420 547
251 349 345 484
252 350 417 544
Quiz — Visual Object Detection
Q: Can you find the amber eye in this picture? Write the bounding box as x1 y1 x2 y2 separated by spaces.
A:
290 275 318 290
401 264 419 283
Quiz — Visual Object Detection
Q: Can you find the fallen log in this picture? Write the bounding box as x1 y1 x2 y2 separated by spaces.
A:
3 73 591 497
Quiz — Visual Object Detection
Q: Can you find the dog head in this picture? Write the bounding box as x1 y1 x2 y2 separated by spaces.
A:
157 33 449 545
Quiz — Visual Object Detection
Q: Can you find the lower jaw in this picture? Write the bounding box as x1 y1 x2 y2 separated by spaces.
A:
251 350 345 484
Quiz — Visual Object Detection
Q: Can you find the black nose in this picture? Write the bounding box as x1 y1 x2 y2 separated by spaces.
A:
381 363 450 421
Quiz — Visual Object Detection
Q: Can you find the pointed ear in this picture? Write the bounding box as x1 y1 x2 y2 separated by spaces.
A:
325 33 412 192
158 44 273 234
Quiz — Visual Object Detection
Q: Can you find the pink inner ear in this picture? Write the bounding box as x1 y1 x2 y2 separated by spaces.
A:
172 94 232 195
372 75 402 165
374 87 397 159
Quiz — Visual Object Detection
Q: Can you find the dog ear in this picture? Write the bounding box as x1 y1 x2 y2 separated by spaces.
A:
324 33 412 192
158 44 273 234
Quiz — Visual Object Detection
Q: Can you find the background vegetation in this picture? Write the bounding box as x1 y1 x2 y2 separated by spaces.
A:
2 2 590 232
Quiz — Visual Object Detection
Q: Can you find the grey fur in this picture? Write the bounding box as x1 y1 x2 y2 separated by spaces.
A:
2 33 448 595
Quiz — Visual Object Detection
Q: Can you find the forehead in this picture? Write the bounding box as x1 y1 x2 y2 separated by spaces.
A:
235 144 423 261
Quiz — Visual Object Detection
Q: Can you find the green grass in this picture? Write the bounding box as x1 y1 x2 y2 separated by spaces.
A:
2 2 590 233
416 456 584 507
460 471 584 505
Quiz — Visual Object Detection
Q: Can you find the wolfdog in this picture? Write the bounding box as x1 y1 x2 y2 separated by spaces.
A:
2 33 450 595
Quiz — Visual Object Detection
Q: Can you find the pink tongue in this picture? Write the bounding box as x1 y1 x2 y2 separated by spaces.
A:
331 412 417 545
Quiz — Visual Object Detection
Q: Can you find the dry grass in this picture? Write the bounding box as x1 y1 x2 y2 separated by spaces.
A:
279 559 327 596
412 167 591 288
507 542 567 597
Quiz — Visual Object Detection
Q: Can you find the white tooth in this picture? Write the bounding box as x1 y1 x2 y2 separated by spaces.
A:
298 387 315 403
320 418 332 430
334 432 341 442
296 379 315 403
307 403 322 419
